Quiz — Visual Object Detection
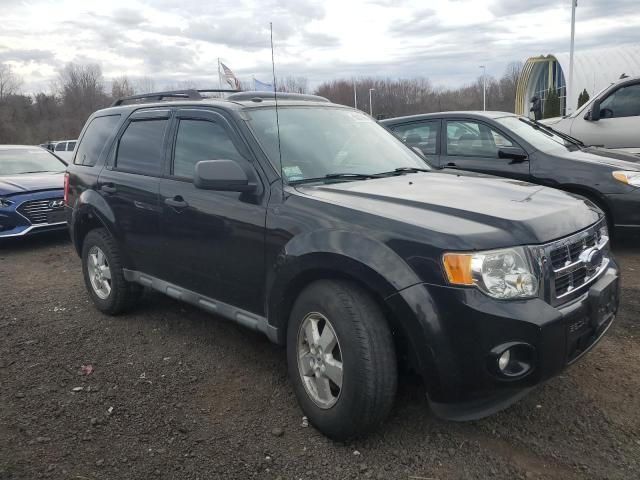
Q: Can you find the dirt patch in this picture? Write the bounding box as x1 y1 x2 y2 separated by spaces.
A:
1 232 639 479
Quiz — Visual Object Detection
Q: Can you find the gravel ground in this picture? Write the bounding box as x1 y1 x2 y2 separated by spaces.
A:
1 232 639 480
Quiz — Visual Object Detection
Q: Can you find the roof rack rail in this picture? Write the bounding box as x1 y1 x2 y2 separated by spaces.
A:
226 91 330 103
111 89 240 107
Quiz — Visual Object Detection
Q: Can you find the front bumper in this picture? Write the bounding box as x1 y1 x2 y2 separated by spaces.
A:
386 261 620 420
0 190 66 238
605 190 640 231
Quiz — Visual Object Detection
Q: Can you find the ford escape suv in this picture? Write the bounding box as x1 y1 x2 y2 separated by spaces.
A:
65 89 620 440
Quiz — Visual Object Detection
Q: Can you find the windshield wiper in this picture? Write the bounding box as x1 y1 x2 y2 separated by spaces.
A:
519 118 584 147
373 167 430 176
289 173 378 185
536 122 585 147
19 170 50 174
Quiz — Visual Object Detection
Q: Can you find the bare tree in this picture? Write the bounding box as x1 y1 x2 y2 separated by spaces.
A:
57 63 110 137
278 76 309 94
0 63 22 100
134 77 156 94
111 76 135 99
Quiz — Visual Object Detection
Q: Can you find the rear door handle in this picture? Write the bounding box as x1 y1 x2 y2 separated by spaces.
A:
165 196 188 209
445 162 457 168
100 184 116 194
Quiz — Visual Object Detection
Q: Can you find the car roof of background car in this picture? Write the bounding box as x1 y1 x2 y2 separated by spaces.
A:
0 145 48 150
380 111 517 124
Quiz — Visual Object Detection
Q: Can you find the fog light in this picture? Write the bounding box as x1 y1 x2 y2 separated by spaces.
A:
498 350 511 371
490 343 535 379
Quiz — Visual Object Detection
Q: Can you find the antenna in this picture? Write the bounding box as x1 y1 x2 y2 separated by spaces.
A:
270 22 285 199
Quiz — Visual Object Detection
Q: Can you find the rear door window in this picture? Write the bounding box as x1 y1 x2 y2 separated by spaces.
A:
172 119 244 179
67 142 76 151
115 119 168 176
55 142 67 152
75 115 121 166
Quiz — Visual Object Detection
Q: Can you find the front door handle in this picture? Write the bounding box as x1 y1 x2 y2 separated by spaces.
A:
445 162 457 168
100 184 116 194
165 196 188 209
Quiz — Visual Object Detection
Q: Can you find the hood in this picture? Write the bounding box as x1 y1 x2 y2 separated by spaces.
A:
295 171 601 250
0 172 64 197
549 146 640 170
539 116 563 125
579 147 640 167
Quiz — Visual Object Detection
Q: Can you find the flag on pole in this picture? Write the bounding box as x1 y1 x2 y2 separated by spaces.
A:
254 78 274 92
219 62 240 89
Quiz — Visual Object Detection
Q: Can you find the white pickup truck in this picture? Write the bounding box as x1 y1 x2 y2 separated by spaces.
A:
542 76 640 155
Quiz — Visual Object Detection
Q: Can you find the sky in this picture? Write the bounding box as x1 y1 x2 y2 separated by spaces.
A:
1 0 638 94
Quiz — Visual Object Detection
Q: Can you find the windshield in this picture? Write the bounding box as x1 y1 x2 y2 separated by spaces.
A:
0 148 66 175
496 116 578 152
246 107 429 183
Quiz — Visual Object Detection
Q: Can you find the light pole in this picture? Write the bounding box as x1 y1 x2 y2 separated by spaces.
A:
369 88 375 116
568 0 577 114
479 65 486 111
354 79 358 110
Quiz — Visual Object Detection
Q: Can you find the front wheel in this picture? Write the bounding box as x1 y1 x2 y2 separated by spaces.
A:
287 280 397 440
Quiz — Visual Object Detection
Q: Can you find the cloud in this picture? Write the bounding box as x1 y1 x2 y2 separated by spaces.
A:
111 8 146 27
0 0 637 95
0 47 55 64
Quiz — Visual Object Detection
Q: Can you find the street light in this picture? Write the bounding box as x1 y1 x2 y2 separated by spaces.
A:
369 88 375 116
479 65 486 111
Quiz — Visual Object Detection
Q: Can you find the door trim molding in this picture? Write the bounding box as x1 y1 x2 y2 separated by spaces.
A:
123 269 278 343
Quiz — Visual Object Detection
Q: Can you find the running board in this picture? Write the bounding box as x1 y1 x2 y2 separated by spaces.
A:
123 269 279 344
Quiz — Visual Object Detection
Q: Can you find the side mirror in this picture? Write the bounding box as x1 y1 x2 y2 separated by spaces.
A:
589 99 601 121
194 159 256 192
498 146 528 162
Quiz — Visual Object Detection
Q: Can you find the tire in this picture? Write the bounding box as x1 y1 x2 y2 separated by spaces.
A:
287 279 397 440
81 228 142 315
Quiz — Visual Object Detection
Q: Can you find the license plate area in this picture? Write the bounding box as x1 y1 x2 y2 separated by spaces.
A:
47 210 66 224
588 273 618 329
566 272 618 364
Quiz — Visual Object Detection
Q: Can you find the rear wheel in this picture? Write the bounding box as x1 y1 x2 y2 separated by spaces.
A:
81 228 142 315
287 279 397 440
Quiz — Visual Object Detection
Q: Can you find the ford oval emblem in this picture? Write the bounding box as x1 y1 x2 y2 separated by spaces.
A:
579 247 603 276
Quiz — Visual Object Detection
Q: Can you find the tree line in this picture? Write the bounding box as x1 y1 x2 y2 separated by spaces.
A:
0 61 524 145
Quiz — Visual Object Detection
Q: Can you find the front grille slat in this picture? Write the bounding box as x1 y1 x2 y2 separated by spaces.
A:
545 221 608 301
17 198 64 225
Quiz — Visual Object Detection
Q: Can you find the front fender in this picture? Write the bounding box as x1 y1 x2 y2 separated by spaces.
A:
266 229 423 342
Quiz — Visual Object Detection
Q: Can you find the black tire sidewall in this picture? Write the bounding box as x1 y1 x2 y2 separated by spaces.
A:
81 229 122 313
286 280 395 439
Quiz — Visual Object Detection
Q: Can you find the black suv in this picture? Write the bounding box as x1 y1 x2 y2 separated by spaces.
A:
65 90 620 440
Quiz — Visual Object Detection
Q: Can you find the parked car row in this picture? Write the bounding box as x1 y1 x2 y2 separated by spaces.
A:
40 139 78 162
61 89 621 440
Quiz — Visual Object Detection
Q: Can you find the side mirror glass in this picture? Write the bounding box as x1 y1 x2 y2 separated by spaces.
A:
194 159 256 192
590 99 601 121
498 146 528 162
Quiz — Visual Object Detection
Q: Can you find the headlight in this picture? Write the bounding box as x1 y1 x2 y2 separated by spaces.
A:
443 247 538 299
612 170 640 187
0 198 13 208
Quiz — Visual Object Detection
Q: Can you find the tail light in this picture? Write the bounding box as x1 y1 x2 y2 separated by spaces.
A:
63 172 70 205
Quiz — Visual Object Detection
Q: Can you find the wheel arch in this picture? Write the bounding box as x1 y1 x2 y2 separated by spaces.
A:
70 190 131 265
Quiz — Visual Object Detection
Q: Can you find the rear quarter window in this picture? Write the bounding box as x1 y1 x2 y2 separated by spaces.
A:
74 115 122 166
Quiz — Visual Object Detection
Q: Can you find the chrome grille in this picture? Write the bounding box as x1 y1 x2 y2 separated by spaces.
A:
532 220 609 305
16 198 64 224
